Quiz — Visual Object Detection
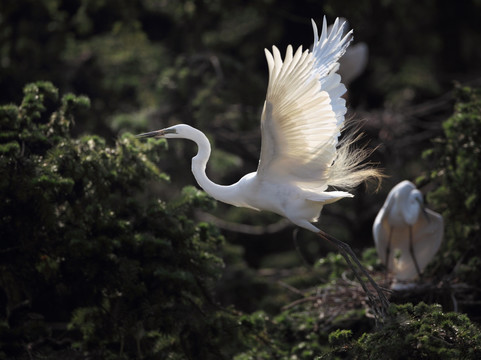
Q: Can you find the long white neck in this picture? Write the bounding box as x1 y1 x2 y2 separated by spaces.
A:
186 127 243 206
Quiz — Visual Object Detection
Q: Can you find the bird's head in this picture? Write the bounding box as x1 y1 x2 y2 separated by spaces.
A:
410 189 430 223
411 189 423 207
136 124 194 139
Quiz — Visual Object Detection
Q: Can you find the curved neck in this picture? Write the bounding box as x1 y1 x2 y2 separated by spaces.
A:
403 193 421 224
187 128 242 206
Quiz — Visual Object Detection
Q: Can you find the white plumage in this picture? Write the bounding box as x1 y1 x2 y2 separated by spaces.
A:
327 18 369 86
373 180 444 281
259 18 351 192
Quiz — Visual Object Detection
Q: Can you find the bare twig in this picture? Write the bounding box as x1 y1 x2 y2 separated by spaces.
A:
277 280 305 296
195 210 292 235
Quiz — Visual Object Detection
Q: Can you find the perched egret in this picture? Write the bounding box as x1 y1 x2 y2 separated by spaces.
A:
373 180 444 282
138 17 388 315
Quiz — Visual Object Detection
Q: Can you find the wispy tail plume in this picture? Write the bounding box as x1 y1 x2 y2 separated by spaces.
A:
327 121 383 190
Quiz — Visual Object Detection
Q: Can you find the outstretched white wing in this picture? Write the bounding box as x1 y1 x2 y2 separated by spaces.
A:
257 17 352 191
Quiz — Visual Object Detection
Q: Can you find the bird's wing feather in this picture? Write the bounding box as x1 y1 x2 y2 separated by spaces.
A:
257 17 352 191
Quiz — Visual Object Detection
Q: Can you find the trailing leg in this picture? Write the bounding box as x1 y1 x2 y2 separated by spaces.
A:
317 230 390 318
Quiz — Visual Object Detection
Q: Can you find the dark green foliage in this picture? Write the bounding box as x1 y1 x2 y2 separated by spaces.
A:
328 303 481 359
233 277 371 360
234 308 327 360
234 291 480 359
419 86 481 283
328 329 352 348
0 82 239 359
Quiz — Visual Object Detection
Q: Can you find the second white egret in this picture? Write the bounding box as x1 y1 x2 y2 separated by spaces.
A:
373 180 444 282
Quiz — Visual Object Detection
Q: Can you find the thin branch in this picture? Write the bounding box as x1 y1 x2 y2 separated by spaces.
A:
277 280 305 296
195 210 292 235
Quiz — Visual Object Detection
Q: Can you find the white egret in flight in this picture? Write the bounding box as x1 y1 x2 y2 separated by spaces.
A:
138 17 388 315
373 180 444 282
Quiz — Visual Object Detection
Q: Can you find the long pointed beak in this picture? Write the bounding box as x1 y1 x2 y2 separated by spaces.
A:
416 198 430 223
421 206 430 223
136 130 165 139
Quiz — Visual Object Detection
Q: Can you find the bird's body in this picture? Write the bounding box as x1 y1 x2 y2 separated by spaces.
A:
138 17 388 316
162 124 352 233
373 180 444 281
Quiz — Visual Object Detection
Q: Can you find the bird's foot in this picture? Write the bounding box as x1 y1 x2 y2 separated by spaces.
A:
317 230 390 323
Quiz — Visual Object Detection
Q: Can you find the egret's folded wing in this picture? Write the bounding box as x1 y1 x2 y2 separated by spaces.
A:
257 17 352 191
394 209 443 280
373 208 390 265
374 207 444 281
